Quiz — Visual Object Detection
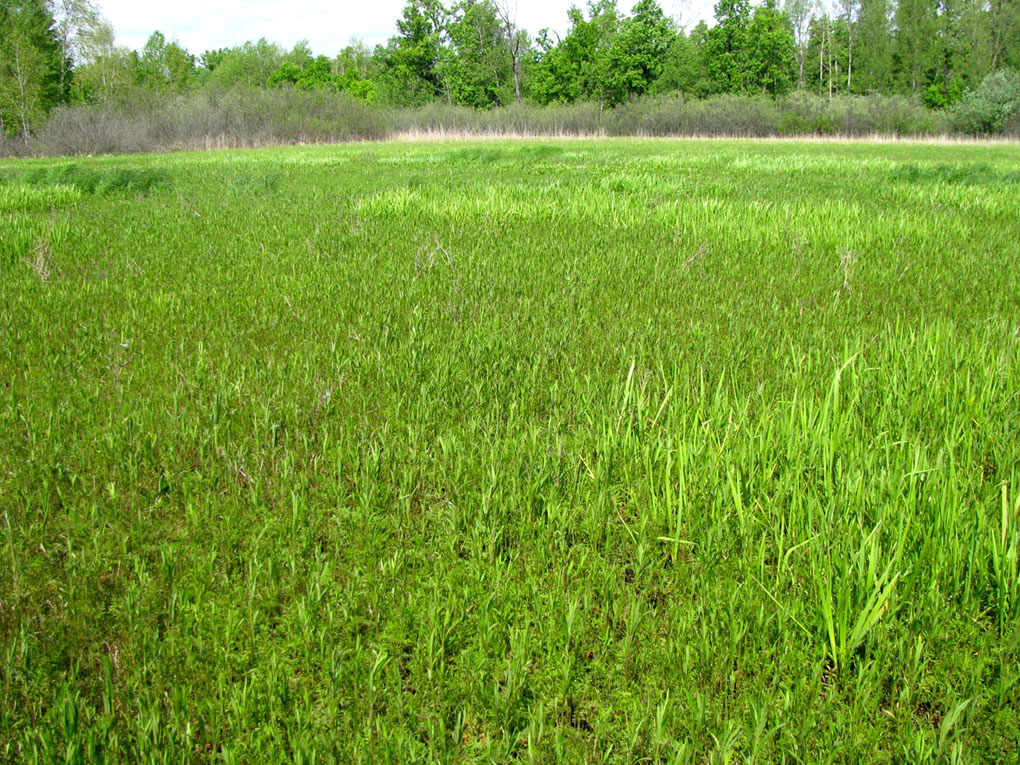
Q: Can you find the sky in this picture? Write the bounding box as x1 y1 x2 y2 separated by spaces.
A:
97 0 714 57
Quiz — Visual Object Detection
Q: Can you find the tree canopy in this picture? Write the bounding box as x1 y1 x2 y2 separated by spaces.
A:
3 0 1019 136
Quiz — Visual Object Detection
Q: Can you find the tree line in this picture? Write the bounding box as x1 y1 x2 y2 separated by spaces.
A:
2 0 1019 137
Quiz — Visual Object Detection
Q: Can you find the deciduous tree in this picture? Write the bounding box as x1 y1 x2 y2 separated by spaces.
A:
135 31 194 91
745 0 795 95
0 0 63 135
784 0 812 89
530 1 620 104
493 0 526 101
50 0 105 95
603 0 676 104
441 0 513 107
383 0 448 104
705 0 751 92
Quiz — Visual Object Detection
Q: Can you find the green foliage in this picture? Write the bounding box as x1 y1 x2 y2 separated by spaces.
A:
2 139 1020 759
0 0 65 135
268 55 336 91
603 0 677 105
893 0 937 93
529 1 620 104
8 0 1020 135
198 39 285 89
654 28 713 97
134 31 194 92
336 41 377 102
51 0 107 96
745 0 795 95
952 68 1020 135
264 48 378 101
381 0 448 105
440 0 514 107
67 32 135 106
853 0 894 93
923 78 963 109
705 0 752 93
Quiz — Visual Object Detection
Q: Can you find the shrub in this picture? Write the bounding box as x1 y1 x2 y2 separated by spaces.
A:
608 94 781 137
391 101 606 136
28 88 391 156
0 89 985 158
778 92 946 137
0 134 32 158
952 70 1020 136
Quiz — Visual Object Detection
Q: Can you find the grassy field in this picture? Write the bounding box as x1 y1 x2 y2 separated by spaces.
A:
1 139 1019 762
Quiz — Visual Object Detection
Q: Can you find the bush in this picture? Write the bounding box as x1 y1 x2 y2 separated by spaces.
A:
602 93 945 138
35 105 152 155
393 94 948 140
952 70 1020 136
0 89 983 158
608 95 780 136
0 134 32 158
28 88 391 156
777 92 946 137
391 101 606 136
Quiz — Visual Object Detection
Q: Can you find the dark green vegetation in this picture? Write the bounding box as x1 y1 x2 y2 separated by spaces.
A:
2 139 1020 761
3 0 1020 151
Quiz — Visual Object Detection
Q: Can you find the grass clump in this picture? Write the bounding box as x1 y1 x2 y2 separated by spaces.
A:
890 162 1020 186
5 164 170 195
0 184 80 213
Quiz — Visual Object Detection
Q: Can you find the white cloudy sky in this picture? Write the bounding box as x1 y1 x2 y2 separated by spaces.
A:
97 0 714 56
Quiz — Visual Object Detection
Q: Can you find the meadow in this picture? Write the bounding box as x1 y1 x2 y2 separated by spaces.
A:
1 138 1019 762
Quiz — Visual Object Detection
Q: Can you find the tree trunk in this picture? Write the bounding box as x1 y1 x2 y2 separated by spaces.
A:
990 0 1004 71
844 40 852 93
495 0 523 103
827 28 833 99
819 33 824 97
847 35 853 93
511 38 522 103
14 45 31 140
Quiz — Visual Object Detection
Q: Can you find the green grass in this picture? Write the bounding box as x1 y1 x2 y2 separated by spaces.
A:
1 138 1019 762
